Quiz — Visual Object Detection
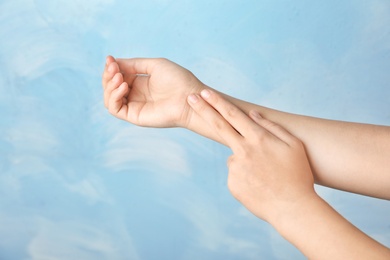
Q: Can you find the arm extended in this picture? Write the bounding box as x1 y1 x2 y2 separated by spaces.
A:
102 56 390 199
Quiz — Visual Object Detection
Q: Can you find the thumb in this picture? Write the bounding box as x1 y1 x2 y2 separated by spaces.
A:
116 58 163 75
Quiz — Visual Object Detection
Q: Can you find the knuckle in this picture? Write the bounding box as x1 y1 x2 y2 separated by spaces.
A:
233 144 248 156
213 117 225 132
107 101 118 115
291 137 304 149
225 104 239 118
226 155 235 167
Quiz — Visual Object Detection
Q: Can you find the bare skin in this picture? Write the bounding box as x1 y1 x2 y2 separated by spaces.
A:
187 89 390 259
102 56 390 258
102 56 390 200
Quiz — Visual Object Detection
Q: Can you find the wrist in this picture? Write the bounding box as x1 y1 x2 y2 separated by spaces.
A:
268 191 322 233
182 85 228 143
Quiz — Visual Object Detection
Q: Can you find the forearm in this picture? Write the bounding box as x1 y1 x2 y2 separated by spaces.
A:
187 87 390 199
272 194 390 259
187 87 390 258
226 94 390 199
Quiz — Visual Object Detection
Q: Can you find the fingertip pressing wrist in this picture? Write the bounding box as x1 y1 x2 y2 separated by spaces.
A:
200 89 211 99
187 86 214 105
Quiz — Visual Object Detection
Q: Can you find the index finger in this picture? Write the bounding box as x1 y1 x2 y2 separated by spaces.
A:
200 89 267 140
187 93 243 150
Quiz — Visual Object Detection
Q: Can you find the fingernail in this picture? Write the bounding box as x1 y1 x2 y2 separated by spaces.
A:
108 63 114 72
188 94 199 103
200 89 211 99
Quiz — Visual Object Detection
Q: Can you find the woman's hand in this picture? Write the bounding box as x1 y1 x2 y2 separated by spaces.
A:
102 56 206 128
187 89 316 223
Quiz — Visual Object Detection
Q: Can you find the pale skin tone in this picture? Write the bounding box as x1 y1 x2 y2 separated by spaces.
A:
102 56 390 199
102 56 390 258
187 89 390 259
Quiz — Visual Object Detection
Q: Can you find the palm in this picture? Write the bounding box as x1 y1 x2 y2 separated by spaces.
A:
123 60 203 127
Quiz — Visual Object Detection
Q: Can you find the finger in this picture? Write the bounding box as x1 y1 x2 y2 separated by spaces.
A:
102 57 120 89
108 82 129 119
116 57 166 75
187 93 243 149
200 89 266 139
103 55 116 76
104 72 123 108
106 55 115 65
103 56 112 73
249 110 296 145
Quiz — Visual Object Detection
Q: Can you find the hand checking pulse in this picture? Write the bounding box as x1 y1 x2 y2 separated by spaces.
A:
186 89 390 260
187 89 315 223
102 56 390 259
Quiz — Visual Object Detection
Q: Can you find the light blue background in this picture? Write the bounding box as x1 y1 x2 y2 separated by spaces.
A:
1 0 389 259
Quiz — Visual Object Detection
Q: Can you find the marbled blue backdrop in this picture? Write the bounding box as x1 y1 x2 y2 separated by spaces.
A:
0 0 389 259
